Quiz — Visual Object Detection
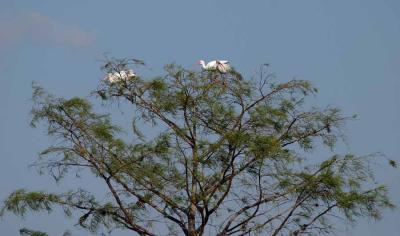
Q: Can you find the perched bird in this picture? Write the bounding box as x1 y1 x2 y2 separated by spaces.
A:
104 69 136 83
198 60 231 73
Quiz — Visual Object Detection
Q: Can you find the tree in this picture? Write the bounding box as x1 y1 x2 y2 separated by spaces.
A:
1 59 394 236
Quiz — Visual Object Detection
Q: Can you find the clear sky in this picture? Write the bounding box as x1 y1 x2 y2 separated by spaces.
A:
0 1 399 235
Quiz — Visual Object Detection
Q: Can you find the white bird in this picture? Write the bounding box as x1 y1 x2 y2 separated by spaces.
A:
104 69 136 83
198 60 231 73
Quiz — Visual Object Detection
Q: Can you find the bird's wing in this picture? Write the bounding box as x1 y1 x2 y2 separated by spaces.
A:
206 60 218 68
217 63 228 73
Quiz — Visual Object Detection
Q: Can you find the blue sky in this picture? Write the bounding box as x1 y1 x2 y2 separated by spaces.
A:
0 1 399 235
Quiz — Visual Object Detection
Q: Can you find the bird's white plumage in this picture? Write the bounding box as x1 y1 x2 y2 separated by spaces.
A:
104 69 136 83
198 60 231 73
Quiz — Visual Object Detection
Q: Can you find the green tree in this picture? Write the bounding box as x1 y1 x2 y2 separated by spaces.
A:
19 228 49 236
1 60 394 235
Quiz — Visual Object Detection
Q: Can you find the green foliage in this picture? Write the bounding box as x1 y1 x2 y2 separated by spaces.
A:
2 190 59 217
19 228 71 236
249 135 281 158
389 159 397 168
19 228 48 236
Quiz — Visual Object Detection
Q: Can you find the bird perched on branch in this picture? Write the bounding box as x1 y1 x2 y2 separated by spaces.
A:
104 69 136 83
198 60 231 73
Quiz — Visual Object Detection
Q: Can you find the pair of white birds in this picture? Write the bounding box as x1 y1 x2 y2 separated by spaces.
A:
104 60 231 83
104 69 136 83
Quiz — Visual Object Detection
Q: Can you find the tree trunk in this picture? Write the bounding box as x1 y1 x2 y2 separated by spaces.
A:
188 203 197 236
